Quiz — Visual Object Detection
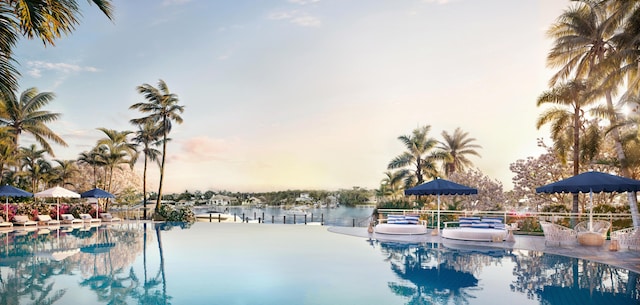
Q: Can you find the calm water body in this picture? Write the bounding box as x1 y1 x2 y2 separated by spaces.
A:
198 205 375 226
1 222 639 305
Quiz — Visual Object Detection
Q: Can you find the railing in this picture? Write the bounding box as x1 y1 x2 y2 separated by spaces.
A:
376 209 635 235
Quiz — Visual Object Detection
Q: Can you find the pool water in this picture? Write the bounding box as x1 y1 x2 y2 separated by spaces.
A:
0 222 638 305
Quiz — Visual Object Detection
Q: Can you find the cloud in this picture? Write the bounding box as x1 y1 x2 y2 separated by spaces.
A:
288 0 320 5
26 61 99 78
180 136 229 161
268 10 321 27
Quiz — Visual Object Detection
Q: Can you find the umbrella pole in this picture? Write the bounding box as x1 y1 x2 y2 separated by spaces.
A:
589 190 593 232
436 195 441 235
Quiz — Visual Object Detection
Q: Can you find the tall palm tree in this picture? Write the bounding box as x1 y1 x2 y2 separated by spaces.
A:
95 128 137 195
537 80 601 220
131 120 162 220
388 125 448 188
0 87 67 155
0 1 114 96
130 80 184 216
546 0 640 225
438 128 482 176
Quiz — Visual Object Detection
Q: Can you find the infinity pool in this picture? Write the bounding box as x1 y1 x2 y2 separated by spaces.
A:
0 222 638 304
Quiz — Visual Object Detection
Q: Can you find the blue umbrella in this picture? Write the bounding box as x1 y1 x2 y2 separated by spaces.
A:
0 185 33 218
81 188 115 219
535 171 640 194
405 178 478 234
536 171 640 230
80 188 115 199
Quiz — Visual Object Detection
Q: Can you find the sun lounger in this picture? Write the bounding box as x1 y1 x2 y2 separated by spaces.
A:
100 213 121 222
79 213 101 224
36 214 61 226
539 220 577 246
60 214 83 225
12 215 37 226
441 217 508 241
374 214 428 235
0 216 13 228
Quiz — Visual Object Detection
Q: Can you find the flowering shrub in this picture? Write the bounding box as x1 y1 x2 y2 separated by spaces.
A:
157 204 195 222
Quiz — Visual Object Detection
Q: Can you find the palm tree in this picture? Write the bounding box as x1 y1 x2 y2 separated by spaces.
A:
51 159 79 188
131 120 162 220
438 128 482 176
537 80 601 220
0 87 67 155
19 144 49 192
130 80 184 216
0 1 114 96
379 170 406 202
387 125 448 188
95 128 137 195
78 147 107 188
545 0 640 225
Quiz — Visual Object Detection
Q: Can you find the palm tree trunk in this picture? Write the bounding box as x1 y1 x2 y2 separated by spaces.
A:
604 91 640 226
143 154 148 220
155 132 167 216
572 106 580 227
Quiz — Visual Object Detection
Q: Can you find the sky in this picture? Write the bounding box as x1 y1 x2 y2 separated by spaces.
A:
12 0 572 193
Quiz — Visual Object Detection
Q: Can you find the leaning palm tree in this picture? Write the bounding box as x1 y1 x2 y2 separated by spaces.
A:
438 128 482 176
131 120 162 220
0 1 114 97
537 80 601 222
388 125 448 188
0 87 67 155
130 80 184 216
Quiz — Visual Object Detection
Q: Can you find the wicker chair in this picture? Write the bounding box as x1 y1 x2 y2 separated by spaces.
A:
574 220 611 237
539 220 577 246
611 227 640 250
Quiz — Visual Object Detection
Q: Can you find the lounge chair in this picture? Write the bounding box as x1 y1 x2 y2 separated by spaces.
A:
539 220 577 246
79 213 101 225
12 215 38 226
100 213 121 222
60 214 83 225
0 216 13 228
36 214 61 226
611 227 640 250
574 220 611 246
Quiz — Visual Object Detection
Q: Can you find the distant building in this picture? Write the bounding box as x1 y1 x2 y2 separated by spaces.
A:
209 195 234 206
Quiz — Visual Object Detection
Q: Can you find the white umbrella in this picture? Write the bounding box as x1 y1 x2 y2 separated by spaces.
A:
35 186 81 221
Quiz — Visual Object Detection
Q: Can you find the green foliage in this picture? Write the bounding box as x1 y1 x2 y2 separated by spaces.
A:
541 204 570 213
157 204 195 222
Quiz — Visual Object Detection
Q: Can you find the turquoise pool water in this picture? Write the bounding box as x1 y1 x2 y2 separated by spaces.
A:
0 222 638 305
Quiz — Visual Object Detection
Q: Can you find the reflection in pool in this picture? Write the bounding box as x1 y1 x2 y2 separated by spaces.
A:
0 222 638 304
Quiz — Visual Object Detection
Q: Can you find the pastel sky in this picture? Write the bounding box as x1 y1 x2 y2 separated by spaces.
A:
13 0 570 193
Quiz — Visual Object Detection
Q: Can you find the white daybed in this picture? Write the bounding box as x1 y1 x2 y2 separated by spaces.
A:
374 214 428 235
441 217 507 242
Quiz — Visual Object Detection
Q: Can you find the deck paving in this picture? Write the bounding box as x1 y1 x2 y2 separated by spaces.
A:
328 226 640 274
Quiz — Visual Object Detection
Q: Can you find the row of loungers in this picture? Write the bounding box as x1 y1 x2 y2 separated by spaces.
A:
0 213 122 228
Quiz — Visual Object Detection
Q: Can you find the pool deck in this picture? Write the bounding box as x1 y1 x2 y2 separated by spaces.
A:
329 226 640 274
